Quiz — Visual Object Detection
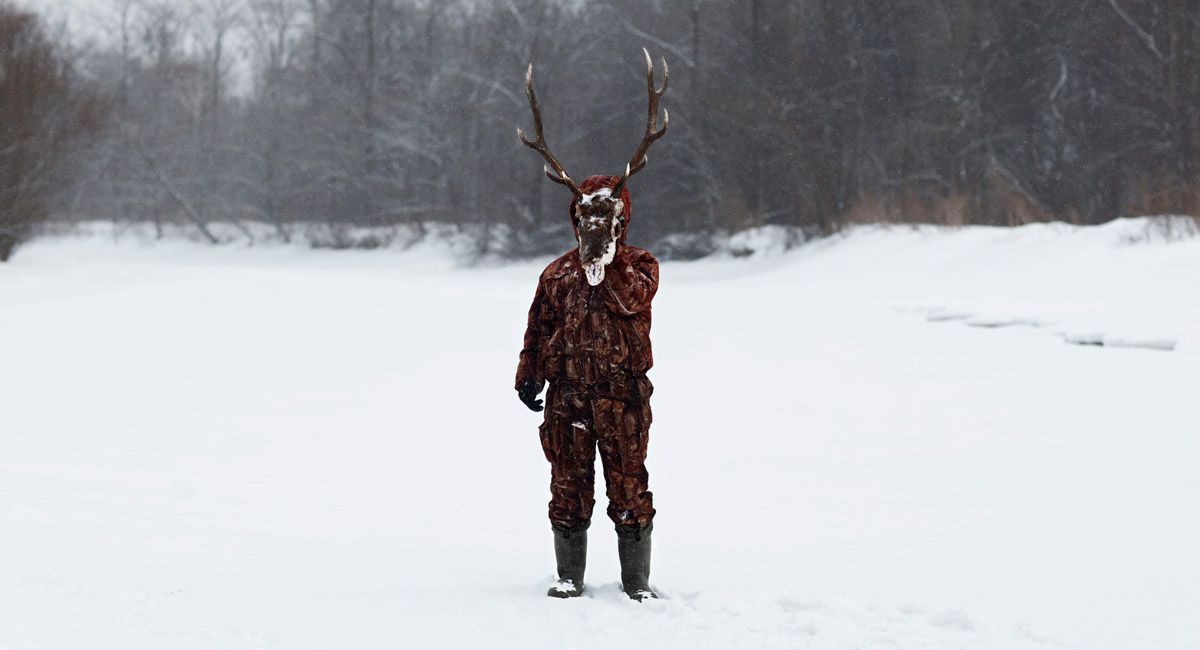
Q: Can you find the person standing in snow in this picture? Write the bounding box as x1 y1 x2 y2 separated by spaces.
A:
514 51 668 601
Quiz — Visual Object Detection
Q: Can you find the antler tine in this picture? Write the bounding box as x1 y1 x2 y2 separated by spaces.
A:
518 63 583 197
614 49 670 195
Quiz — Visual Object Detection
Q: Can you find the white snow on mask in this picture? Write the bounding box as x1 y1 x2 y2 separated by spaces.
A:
582 232 617 286
575 190 623 286
578 188 612 205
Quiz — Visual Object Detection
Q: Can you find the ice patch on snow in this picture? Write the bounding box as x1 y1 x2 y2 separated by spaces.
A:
1063 333 1177 351
1103 337 1177 351
926 309 974 322
964 317 1045 329
913 306 1180 353
1063 332 1106 346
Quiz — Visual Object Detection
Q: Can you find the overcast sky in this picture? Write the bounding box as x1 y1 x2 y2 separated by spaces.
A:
20 0 118 44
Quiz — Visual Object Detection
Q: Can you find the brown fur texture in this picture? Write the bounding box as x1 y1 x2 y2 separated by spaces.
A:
517 175 659 529
539 376 655 529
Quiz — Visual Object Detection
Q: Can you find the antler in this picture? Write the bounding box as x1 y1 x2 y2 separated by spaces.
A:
612 48 669 196
517 64 583 198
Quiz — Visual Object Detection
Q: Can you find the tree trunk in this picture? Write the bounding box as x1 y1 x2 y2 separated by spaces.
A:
0 233 17 262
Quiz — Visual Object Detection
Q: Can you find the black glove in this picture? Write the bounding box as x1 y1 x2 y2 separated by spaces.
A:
517 379 544 412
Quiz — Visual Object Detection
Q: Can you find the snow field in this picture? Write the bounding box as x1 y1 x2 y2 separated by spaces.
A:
2 218 1197 649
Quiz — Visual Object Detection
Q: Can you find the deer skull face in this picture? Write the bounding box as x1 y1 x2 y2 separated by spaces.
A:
575 189 625 286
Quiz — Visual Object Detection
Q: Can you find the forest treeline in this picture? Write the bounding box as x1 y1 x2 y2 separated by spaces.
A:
3 0 1199 260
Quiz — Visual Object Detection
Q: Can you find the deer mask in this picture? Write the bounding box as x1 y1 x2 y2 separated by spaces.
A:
518 49 668 286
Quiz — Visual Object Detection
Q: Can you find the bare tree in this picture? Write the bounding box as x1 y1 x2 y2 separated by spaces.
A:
245 0 302 240
21 0 1200 256
0 4 98 261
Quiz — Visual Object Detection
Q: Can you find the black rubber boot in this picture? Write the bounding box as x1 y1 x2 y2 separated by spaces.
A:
616 522 657 601
547 523 588 598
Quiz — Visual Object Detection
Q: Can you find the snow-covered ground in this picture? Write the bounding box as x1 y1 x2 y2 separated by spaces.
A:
2 219 1198 649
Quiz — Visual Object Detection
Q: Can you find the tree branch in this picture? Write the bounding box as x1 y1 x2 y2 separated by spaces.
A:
1103 0 1168 63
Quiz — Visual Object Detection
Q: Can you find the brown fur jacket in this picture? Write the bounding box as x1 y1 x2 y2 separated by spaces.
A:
515 244 658 391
